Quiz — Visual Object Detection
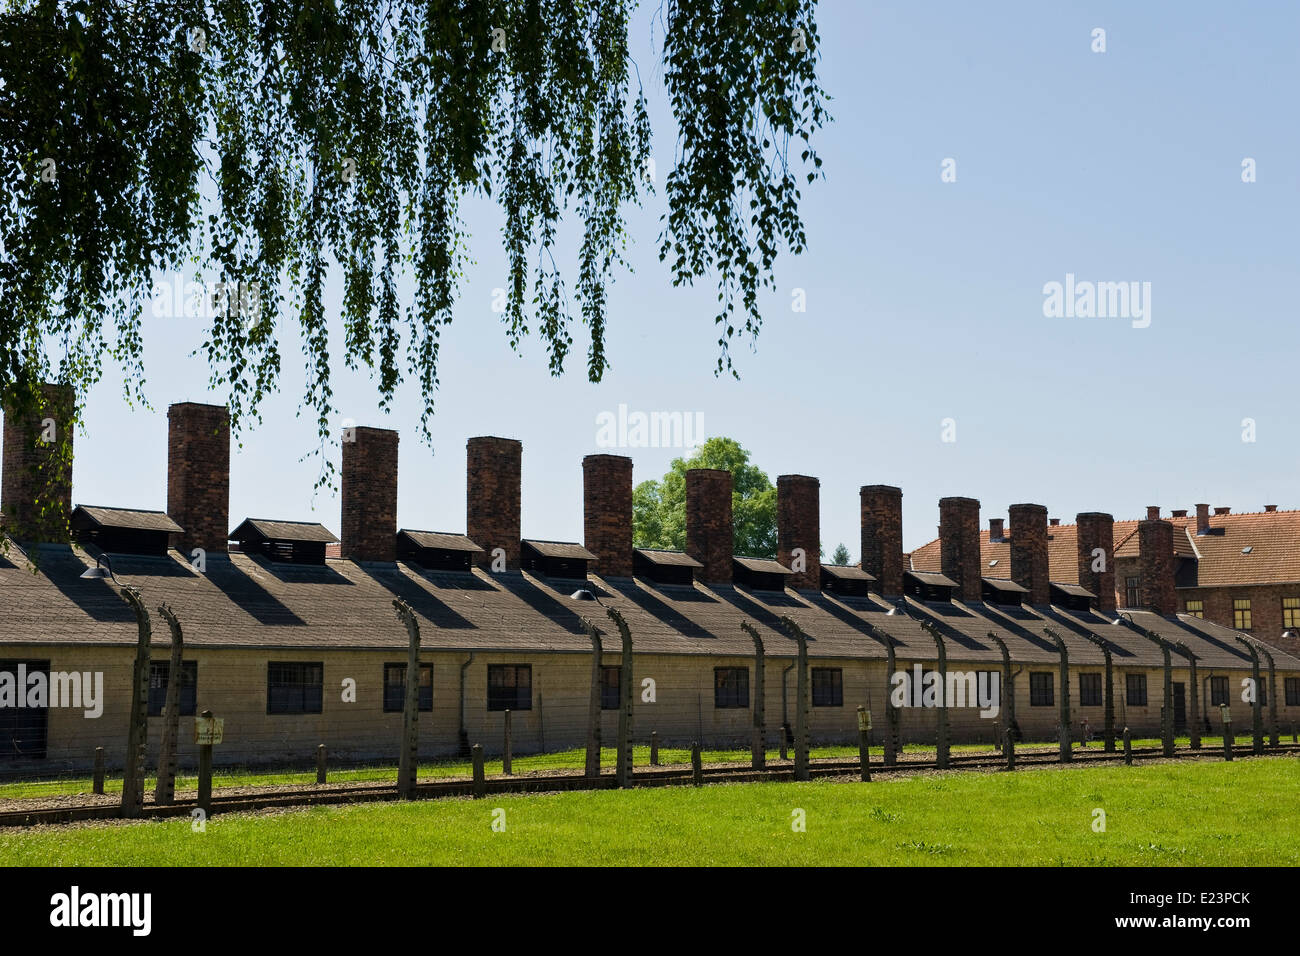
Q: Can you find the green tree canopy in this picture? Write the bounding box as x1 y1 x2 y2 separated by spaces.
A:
632 436 776 558
0 0 828 490
830 542 850 566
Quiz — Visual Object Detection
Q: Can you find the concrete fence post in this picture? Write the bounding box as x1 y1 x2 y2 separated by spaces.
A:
154 603 185 806
118 586 152 819
472 744 486 798
691 741 703 787
1222 706 1234 761
197 710 214 815
780 616 811 781
1230 634 1264 754
393 599 422 799
608 607 635 788
93 747 105 795
316 744 327 784
1174 642 1201 750
920 621 949 770
650 731 658 766
581 619 603 779
1005 731 1015 771
1122 726 1132 765
503 709 513 776
1044 628 1071 763
857 706 871 782
741 622 766 771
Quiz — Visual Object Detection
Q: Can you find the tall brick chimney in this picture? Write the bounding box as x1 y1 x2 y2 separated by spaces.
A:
1009 503 1049 605
1138 518 1175 615
988 517 1005 541
777 474 820 591
583 454 633 578
2 382 75 543
467 436 521 570
938 496 981 602
1075 512 1115 613
1195 503 1210 535
860 485 903 597
686 468 733 584
1146 505 1160 520
341 426 399 562
167 403 230 555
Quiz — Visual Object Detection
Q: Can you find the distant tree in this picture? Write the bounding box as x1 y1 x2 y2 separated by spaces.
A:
831 543 851 566
632 437 776 558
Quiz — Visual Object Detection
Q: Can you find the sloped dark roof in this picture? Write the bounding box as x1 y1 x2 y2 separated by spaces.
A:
634 549 703 568
230 518 338 543
734 556 793 575
822 564 875 581
1050 582 1096 598
72 505 183 534
906 569 958 588
522 539 597 560
983 577 1029 593
399 529 484 553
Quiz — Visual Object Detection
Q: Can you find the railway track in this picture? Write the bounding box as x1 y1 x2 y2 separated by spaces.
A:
1 742 1293 828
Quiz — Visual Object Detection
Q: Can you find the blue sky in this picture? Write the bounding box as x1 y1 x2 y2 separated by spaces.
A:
67 1 1300 555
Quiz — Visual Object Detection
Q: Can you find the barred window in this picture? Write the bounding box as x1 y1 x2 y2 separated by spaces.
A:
1078 673 1102 707
487 665 532 711
382 663 432 713
601 665 621 710
1184 599 1204 619
1030 672 1054 706
1286 678 1299 707
1210 676 1228 707
714 667 749 709
812 668 843 707
268 662 323 714
148 661 197 717
1284 598 1300 629
1126 673 1148 707
1233 599 1252 631
1125 576 1140 608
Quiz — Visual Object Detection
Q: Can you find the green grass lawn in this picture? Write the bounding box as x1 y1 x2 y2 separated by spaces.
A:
0 735 1270 800
3 757 1296 866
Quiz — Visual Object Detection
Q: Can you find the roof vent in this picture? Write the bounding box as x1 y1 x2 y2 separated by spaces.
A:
1171 509 1188 518
230 518 338 565
1264 505 1278 513
733 555 794 592
633 548 701 586
903 569 957 603
521 539 596 580
1214 506 1231 516
982 576 1028 607
820 564 874 597
71 506 183 557
397 530 483 572
1050 581 1096 612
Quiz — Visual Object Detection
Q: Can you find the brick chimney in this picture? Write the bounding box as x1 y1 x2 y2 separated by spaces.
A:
583 454 633 578
1171 509 1187 518
1195 503 1210 535
1146 505 1160 520
1076 511 1115 613
860 485 903 597
938 496 981 602
777 475 820 591
1 382 75 543
1138 518 1175 615
988 517 1005 541
1214 506 1230 516
1049 517 1060 527
1265 504 1278 513
1009 503 1049 605
341 426 399 562
167 402 230 555
467 436 521 570
686 468 733 584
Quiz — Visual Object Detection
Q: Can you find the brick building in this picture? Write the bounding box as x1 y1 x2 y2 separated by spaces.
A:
1 388 1297 771
912 505 1300 658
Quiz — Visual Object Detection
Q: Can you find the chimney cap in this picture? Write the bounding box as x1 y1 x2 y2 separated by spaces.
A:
1171 509 1188 518
1214 506 1231 515
1264 504 1278 512
1146 505 1160 519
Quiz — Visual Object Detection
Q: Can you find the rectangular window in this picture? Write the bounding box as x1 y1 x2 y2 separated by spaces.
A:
1126 673 1148 707
601 665 621 710
811 668 843 707
1078 673 1102 707
268 662 323 715
487 665 532 711
382 663 433 713
1210 676 1228 707
1029 672 1054 707
1125 576 1140 608
1284 598 1300 629
148 661 197 717
1233 599 1252 631
1286 678 1299 707
1185 599 1204 619
714 667 749 709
